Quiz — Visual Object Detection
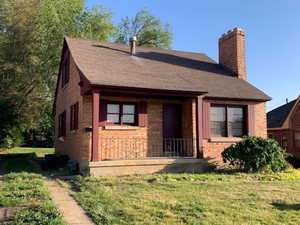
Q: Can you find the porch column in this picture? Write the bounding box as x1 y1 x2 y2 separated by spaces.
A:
196 96 204 158
91 90 100 161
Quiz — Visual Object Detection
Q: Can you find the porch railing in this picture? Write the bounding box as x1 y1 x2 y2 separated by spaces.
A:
100 138 196 160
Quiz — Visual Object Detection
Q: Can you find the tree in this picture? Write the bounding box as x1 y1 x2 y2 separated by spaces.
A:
0 100 19 148
115 9 172 49
0 2 173 147
0 0 115 146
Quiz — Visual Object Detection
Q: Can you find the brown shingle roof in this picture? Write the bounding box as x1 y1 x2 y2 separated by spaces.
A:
267 99 297 128
65 37 271 101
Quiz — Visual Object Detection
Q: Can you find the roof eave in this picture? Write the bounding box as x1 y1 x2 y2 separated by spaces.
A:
204 95 272 103
88 84 207 97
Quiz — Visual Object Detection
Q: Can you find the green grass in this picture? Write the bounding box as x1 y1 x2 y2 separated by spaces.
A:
0 158 66 225
7 147 54 155
3 158 40 173
72 170 300 225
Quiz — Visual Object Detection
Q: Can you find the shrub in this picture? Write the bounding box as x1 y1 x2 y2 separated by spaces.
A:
0 100 19 146
286 155 300 169
222 136 288 173
2 126 24 149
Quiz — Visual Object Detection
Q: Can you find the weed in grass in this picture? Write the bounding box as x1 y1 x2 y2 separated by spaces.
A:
0 158 66 224
7 201 68 225
0 172 49 207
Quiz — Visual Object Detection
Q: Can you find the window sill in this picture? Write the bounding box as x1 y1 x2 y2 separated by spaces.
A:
104 125 140 130
209 137 242 143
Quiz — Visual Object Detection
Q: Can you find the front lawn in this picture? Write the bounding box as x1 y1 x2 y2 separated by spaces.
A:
72 170 300 225
0 158 66 224
7 147 54 156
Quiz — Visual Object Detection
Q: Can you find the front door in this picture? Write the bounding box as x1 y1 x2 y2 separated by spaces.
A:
163 104 182 156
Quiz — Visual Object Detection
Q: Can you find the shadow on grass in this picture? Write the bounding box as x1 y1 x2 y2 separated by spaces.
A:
156 157 245 175
272 202 300 211
1 153 72 178
0 153 40 174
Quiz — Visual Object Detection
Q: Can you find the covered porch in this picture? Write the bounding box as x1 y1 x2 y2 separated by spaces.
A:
86 87 207 175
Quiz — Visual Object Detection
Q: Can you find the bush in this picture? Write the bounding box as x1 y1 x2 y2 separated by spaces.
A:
1 126 24 149
286 155 300 169
0 100 19 147
222 136 288 173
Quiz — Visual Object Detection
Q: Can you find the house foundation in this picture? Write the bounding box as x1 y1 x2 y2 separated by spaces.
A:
87 158 216 176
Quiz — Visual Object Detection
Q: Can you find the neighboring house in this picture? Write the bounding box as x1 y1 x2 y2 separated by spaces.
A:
267 97 300 159
54 27 271 176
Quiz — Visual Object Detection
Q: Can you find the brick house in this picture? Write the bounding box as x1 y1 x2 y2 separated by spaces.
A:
54 27 271 176
267 97 300 159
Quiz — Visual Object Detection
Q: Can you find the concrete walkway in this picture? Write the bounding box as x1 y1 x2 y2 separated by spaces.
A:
45 180 95 225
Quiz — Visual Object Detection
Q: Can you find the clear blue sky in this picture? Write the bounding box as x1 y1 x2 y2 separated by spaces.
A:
86 0 300 111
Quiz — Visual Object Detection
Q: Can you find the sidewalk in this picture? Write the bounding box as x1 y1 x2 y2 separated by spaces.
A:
45 180 95 225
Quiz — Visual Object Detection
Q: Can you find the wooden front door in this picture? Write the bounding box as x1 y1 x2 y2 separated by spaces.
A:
163 104 182 155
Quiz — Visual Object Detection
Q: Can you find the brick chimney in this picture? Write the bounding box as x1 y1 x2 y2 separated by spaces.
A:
219 27 247 80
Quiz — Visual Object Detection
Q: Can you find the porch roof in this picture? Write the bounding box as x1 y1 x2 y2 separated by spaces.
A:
65 37 271 102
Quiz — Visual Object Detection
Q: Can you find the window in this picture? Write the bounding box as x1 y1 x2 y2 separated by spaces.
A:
211 107 226 137
58 111 66 137
61 56 70 87
295 132 300 148
282 135 288 149
210 105 246 137
107 104 120 123
106 103 136 125
70 103 79 131
228 107 244 137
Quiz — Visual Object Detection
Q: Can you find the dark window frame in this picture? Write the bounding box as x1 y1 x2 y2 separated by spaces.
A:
282 135 288 149
210 104 247 138
61 54 70 88
294 131 300 148
104 101 137 126
70 102 79 131
58 111 66 137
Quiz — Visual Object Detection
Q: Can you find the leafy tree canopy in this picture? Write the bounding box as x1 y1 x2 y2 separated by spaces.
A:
0 2 173 147
0 0 114 131
115 9 172 49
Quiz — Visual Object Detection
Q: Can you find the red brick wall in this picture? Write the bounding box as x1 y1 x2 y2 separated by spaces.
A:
54 52 267 164
289 100 300 158
268 129 300 159
291 102 300 130
90 96 196 160
201 99 267 160
267 100 300 160
268 129 294 154
54 54 91 165
255 103 267 138
55 68 267 163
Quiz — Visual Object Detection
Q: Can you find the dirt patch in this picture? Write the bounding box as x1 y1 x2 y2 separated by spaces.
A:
0 207 27 223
